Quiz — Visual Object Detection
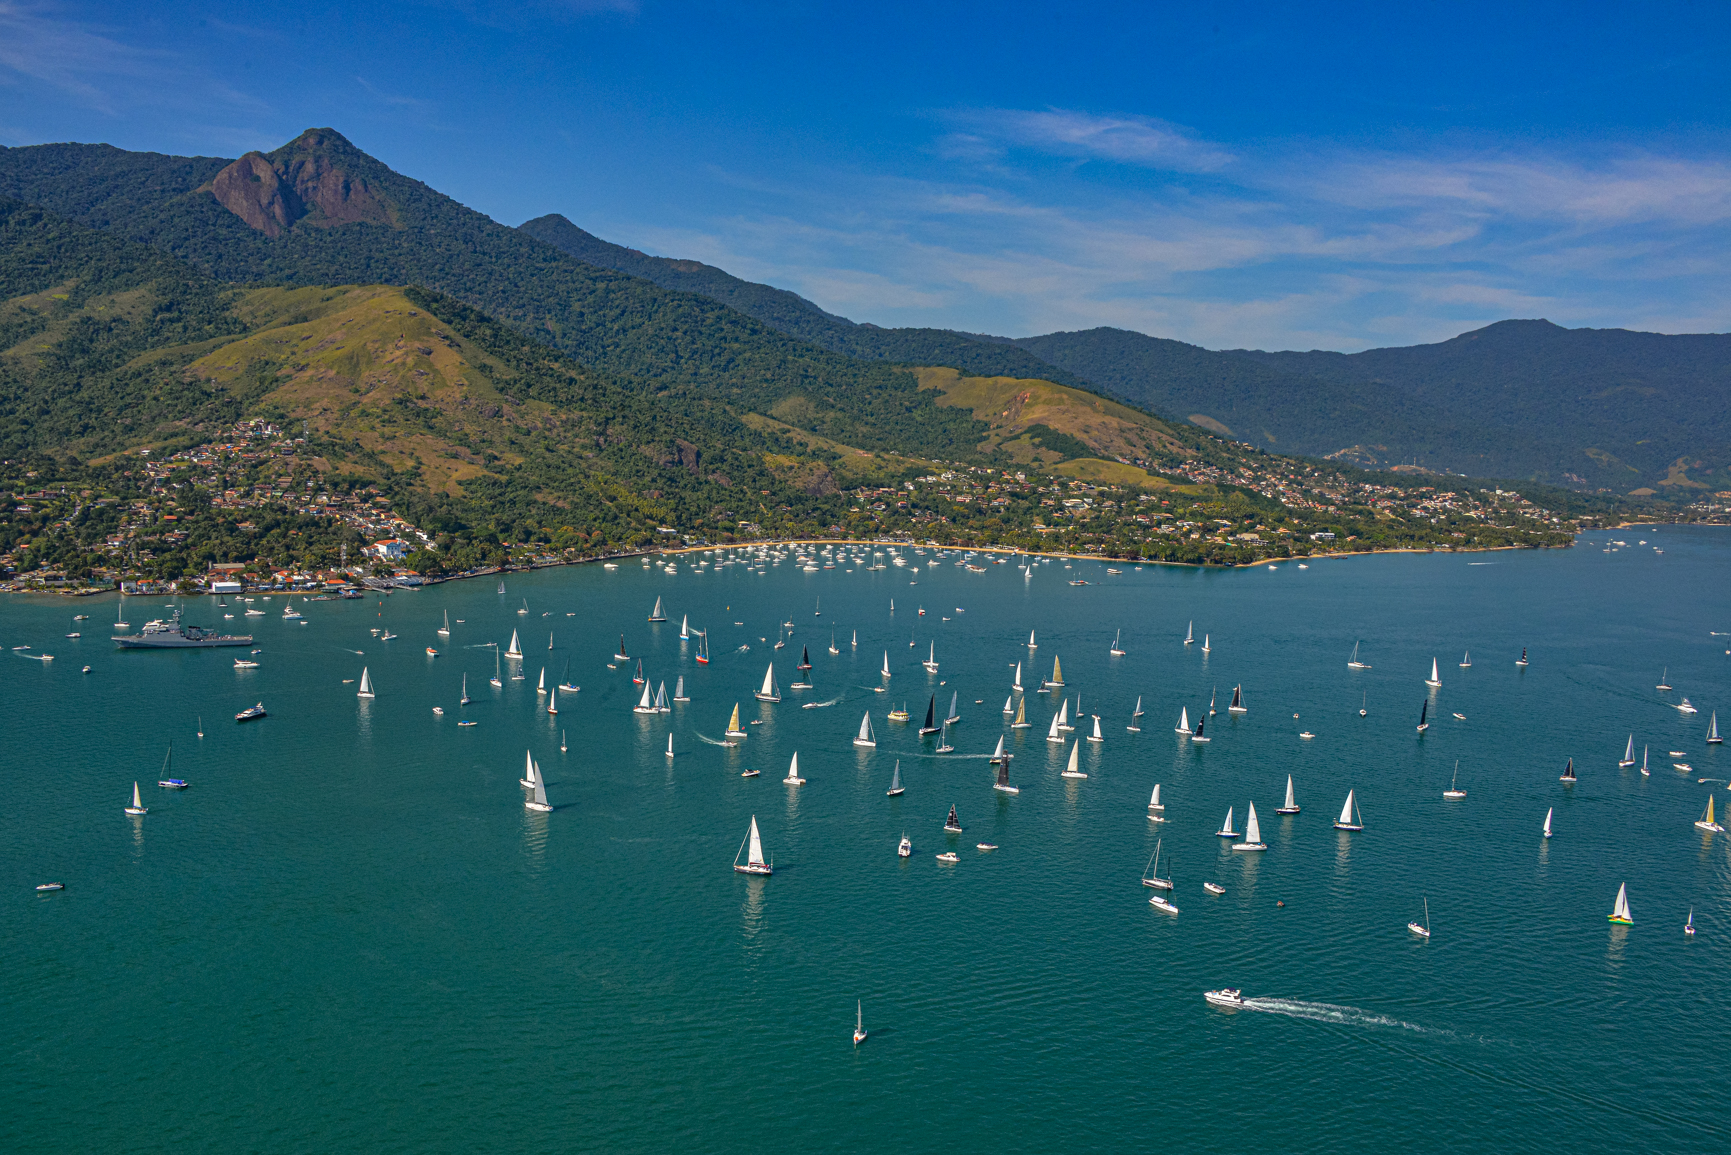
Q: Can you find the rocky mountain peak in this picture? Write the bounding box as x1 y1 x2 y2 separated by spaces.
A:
209 128 395 236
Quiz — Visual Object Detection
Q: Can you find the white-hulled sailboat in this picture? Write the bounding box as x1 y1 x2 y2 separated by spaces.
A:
537 667 546 694
945 692 961 725
1686 909 1696 936
881 651 891 679
1695 796 1724 833
854 712 877 748
674 675 689 703
666 733 675 760
1061 740 1087 779
1147 783 1165 818
1347 640 1369 669
1142 839 1172 889
1619 735 1637 767
1215 807 1238 838
755 663 781 703
439 610 451 637
1175 706 1191 735
547 686 558 715
525 761 552 812
1232 802 1267 851
1424 657 1441 688
1012 698 1030 729
1127 696 1143 732
1416 699 1429 733
784 752 805 786
1087 714 1104 743
1190 716 1209 743
1443 761 1467 799
648 597 666 623
1228 684 1247 714
357 666 375 699
520 749 539 788
1608 882 1632 925
1047 707 1065 744
919 695 940 736
726 703 748 739
1408 898 1431 938
1028 629 1037 649
124 781 147 816
1543 807 1553 838
1045 655 1064 689
733 816 772 875
923 642 939 673
1200 633 1211 654
887 761 904 796
1276 775 1300 814
1459 650 1471 668
1012 662 1023 693
935 720 955 754
634 680 657 714
1333 789 1363 831
988 736 1007 765
654 682 670 713
506 629 523 658
461 673 471 705
993 754 1017 793
854 1001 868 1045
1641 745 1650 775
1110 629 1126 657
1183 621 1193 645
1708 712 1723 745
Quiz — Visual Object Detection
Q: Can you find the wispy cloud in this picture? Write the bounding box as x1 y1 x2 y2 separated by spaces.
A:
944 107 1236 173
0 1 164 113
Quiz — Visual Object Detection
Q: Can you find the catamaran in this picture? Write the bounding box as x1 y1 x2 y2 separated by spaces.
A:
1175 707 1191 735
1408 898 1432 938
1142 839 1172 889
124 781 148 816
784 752 805 786
1215 807 1238 838
887 761 905 796
1276 775 1300 814
1147 783 1165 817
733 816 773 875
1424 657 1441 688
505 630 522 658
1347 640 1369 669
1228 684 1247 714
648 597 667 623
1086 714 1104 744
1110 629 1126 657
1619 735 1637 767
1061 740 1087 779
1695 796 1724 833
755 663 781 703
1333 789 1363 831
1232 801 1266 851
1440 761 1467 800
854 712 877 748
1608 882 1632 925
357 666 375 699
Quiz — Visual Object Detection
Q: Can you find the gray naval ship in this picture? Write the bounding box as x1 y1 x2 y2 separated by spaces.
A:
114 608 254 649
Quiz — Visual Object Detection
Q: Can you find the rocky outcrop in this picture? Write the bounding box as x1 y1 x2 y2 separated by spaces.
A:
209 130 394 236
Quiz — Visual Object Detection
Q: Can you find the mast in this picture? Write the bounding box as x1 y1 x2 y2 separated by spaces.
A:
946 692 959 724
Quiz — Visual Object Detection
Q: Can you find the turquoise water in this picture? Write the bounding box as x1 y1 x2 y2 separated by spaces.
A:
4 530 1728 1152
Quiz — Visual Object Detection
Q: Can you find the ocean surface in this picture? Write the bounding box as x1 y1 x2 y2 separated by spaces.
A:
4 529 1728 1153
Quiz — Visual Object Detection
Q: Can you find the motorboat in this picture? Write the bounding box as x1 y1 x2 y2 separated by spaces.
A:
1203 988 1243 1007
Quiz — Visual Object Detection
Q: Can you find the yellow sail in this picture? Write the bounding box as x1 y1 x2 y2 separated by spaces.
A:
1051 656 1063 685
1014 698 1026 725
728 703 740 731
1709 796 1716 825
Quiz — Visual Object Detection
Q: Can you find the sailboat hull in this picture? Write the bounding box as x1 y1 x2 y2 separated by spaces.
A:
1275 806 1300 814
1231 842 1267 851
525 801 553 812
734 864 772 875
1333 822 1363 831
853 739 876 748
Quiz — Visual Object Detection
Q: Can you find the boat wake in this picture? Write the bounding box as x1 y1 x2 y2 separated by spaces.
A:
694 733 737 747
803 696 842 709
1240 998 1444 1036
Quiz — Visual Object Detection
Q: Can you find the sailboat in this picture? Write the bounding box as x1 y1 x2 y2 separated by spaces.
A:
1232 801 1266 850
1619 735 1637 767
1208 687 1217 716
1608 882 1632 925
1045 656 1064 689
1110 629 1126 656
525 762 552 812
828 632 839 656
1147 783 1165 816
560 660 580 693
851 630 857 650
654 681 670 712
1560 757 1576 783
1444 761 1466 799
1175 707 1192 735
1424 658 1441 688
1333 789 1363 831
1695 796 1724 833
854 1001 868 1045
1516 647 1529 668
519 598 530 616
936 719 955 754
755 663 781 703
944 692 960 725
1708 713 1723 745
1142 839 1173 889
887 761 905 796
1459 650 1471 668
1029 629 1037 649
1002 695 1014 714
505 630 522 658
1657 667 1671 691
537 667 547 694
1416 700 1429 733
1228 685 1247 714
695 631 710 665
634 680 657 714
666 733 675 760
1012 698 1030 729
490 647 503 688
733 816 773 875
1276 775 1300 814
1062 740 1087 778
1183 621 1193 645
1012 662 1023 693
854 712 877 748
918 695 939 736
679 614 690 640
1686 909 1696 936
1190 716 1209 743
115 593 129 630
1087 714 1104 744
1047 707 1066 744
439 610 451 637
994 755 1017 793
1543 807 1553 839
124 781 148 816
1407 898 1431 938
674 675 689 703
798 645 813 671
989 736 1007 764
548 631 555 652
1200 633 1211 654
881 651 892 679
614 634 630 661
520 749 539 787
1347 640 1369 669
648 597 667 623
1641 746 1650 776
923 642 938 673
1128 696 1144 730
944 804 963 832
357 666 375 699
561 731 567 752
784 752 805 786
726 704 748 739
1215 807 1238 838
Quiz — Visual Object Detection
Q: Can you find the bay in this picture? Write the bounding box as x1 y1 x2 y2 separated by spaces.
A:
3 529 1728 1152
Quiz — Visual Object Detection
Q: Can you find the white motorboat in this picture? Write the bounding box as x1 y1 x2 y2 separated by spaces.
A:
1203 988 1243 1007
1203 882 1225 895
897 834 912 858
1677 698 1699 715
936 852 959 864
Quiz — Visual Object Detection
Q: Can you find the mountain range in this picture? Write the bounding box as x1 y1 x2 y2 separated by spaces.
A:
1 128 1726 499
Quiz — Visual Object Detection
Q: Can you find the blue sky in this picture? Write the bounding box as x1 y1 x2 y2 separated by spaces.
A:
3 1 1729 350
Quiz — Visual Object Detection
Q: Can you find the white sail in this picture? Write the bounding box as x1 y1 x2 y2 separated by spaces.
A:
1623 734 1635 762
651 596 664 619
666 733 674 758
1029 629 1036 647
674 675 686 700
1132 696 1143 716
1284 776 1296 809
1244 802 1261 844
131 782 143 810
656 681 669 710
523 749 537 787
747 816 765 866
1149 783 1162 809
537 667 546 691
1611 882 1632 923
992 735 1006 760
1047 710 1063 742
506 629 522 656
758 662 779 701
1063 741 1083 777
1427 657 1440 685
1056 699 1068 728
357 666 373 697
786 752 802 782
1543 807 1553 837
1176 707 1190 734
1710 713 1722 742
1184 620 1193 643
1013 662 1022 690
680 614 689 638
858 712 874 742
881 651 891 677
1338 789 1356 825
548 686 558 715
636 681 654 711
1090 715 1103 741
1219 806 1235 835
